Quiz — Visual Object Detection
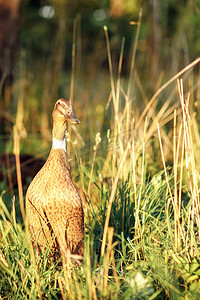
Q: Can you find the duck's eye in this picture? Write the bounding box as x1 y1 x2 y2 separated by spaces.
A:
57 101 61 105
67 111 70 115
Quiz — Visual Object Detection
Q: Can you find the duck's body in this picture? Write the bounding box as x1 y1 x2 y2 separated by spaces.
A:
26 98 84 261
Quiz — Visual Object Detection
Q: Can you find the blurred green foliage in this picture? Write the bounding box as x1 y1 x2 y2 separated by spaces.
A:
19 0 200 74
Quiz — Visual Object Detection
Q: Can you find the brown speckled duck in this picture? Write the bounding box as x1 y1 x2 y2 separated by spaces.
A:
26 98 84 262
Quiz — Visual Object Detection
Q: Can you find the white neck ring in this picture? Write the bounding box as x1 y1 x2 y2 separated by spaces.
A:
52 137 66 152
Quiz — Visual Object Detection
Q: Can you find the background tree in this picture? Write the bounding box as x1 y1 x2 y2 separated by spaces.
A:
0 0 21 96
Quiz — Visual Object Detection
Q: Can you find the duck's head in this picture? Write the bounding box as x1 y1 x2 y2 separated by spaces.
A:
53 98 80 125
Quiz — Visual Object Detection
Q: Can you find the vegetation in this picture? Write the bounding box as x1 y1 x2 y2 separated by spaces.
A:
1 1 200 299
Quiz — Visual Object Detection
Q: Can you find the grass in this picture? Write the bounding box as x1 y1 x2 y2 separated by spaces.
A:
1 13 200 299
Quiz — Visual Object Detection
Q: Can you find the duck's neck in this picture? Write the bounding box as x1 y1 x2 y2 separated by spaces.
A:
52 121 67 152
52 137 66 151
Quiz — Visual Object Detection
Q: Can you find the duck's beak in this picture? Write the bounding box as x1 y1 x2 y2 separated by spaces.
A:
67 110 80 125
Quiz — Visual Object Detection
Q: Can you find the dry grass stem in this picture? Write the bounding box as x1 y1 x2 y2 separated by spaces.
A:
137 57 200 129
101 143 130 257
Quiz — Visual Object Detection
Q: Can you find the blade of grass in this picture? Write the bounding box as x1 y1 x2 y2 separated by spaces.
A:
101 142 130 257
137 57 200 129
126 8 142 141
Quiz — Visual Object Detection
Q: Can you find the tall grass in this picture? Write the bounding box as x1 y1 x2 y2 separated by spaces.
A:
1 11 200 299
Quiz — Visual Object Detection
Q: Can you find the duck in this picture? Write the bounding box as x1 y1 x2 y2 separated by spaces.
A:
26 98 84 263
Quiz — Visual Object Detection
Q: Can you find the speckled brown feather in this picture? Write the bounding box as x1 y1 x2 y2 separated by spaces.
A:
26 98 84 262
